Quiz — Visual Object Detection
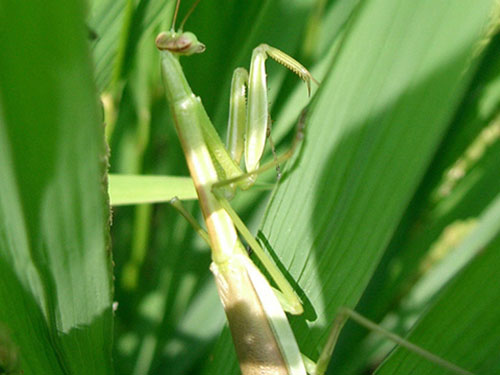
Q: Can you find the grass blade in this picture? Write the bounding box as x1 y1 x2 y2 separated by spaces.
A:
0 1 113 373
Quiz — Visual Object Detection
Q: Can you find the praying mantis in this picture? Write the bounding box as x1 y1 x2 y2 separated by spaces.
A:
152 1 477 374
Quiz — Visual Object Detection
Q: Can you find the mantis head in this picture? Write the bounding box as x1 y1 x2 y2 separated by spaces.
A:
155 31 206 55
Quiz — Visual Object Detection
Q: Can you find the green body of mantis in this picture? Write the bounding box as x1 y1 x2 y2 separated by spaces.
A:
155 28 316 375
154 3 476 375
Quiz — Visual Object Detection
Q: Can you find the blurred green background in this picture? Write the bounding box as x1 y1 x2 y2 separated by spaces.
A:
1 0 500 374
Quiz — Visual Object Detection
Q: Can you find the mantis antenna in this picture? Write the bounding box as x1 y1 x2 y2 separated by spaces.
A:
171 0 202 32
170 0 181 31
179 0 202 31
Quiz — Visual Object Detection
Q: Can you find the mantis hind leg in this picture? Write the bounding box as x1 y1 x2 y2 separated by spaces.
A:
212 187 304 315
209 109 309 316
309 307 475 375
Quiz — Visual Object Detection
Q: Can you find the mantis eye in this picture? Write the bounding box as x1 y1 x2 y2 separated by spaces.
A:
155 31 175 50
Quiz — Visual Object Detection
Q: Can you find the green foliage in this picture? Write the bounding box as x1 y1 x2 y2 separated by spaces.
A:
1 0 499 374
108 175 197 205
0 0 113 374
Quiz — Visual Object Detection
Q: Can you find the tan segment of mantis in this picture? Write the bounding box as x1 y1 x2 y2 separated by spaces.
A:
155 1 475 374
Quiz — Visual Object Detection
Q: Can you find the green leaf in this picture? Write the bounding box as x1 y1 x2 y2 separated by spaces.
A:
334 33 500 373
207 0 499 373
375 194 500 375
0 1 113 374
109 174 197 205
86 0 500 374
